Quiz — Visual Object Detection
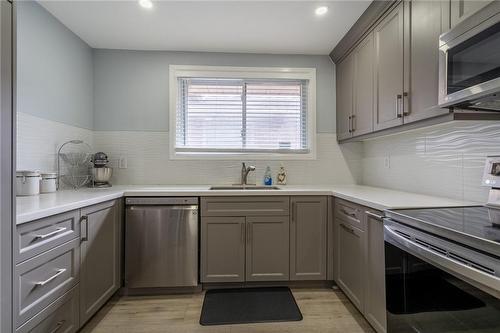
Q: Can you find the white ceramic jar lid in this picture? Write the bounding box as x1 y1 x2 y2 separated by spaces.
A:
41 172 57 179
16 170 40 177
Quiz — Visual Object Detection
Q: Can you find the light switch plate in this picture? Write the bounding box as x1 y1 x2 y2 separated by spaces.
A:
119 156 128 169
384 156 391 169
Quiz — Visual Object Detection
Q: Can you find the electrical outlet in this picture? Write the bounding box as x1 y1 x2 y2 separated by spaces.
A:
119 156 128 169
384 156 391 169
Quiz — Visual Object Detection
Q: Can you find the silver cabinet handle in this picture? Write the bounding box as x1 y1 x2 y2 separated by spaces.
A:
341 208 357 218
49 320 66 333
291 201 295 223
403 92 410 116
340 223 355 234
351 114 356 132
33 227 67 239
348 115 352 133
396 94 403 118
81 216 89 242
365 211 384 221
35 268 66 286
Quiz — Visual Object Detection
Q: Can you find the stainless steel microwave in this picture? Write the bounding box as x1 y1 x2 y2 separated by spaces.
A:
439 1 500 111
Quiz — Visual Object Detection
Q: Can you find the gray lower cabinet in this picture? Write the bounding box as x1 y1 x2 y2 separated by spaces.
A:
334 198 387 333
365 210 387 333
17 286 79 333
15 210 81 264
373 1 405 131
14 238 80 328
336 220 365 312
201 217 246 283
290 196 327 280
79 200 121 326
246 216 289 281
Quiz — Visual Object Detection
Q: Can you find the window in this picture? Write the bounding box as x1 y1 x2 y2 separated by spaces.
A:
169 66 316 159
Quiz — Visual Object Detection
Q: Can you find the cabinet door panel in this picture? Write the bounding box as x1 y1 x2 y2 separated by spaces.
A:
336 54 354 140
290 197 327 280
246 216 289 282
365 211 387 333
353 33 374 137
201 217 246 283
405 0 450 123
80 200 121 326
374 3 405 131
337 220 365 312
450 0 493 28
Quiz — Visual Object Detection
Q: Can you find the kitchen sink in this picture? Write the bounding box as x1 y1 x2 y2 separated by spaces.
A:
209 185 281 190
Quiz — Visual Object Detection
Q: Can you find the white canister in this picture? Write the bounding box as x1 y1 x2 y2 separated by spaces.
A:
16 170 41 196
40 172 57 193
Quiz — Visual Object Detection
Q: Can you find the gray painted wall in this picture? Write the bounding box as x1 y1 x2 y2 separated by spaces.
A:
17 1 94 129
93 50 336 133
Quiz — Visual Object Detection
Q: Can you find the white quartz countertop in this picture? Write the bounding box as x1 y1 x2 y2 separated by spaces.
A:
16 184 478 225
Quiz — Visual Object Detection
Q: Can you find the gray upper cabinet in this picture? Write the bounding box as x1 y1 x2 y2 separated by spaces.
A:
290 196 327 280
246 216 290 282
364 210 387 333
352 32 374 136
335 0 466 141
374 2 405 131
336 53 354 141
201 216 246 283
79 200 121 326
450 0 493 28
405 0 450 123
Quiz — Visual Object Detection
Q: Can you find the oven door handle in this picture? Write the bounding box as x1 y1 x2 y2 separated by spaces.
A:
384 224 500 297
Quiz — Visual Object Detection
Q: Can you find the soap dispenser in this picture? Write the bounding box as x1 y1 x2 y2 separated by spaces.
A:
264 166 273 186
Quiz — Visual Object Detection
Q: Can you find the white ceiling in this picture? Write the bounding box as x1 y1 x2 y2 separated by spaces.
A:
39 0 371 55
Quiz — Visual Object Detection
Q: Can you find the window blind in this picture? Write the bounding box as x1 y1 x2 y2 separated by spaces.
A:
175 78 309 154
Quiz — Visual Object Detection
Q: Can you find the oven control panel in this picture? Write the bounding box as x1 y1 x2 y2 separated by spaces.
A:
483 156 500 188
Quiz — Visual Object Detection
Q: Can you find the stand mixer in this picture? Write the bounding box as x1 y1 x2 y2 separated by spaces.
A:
91 152 112 188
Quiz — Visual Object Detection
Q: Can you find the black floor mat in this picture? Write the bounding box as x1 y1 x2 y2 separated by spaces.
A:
200 287 303 326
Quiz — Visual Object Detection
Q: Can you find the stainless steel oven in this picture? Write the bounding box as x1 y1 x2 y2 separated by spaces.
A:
384 217 500 332
439 1 500 111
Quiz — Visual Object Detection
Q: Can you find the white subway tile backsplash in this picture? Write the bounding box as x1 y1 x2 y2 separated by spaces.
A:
18 112 498 203
92 131 362 185
362 121 500 203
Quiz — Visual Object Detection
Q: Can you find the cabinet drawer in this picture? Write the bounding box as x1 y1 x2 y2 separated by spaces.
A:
16 210 80 264
17 286 79 333
201 196 289 216
335 199 365 230
15 238 80 328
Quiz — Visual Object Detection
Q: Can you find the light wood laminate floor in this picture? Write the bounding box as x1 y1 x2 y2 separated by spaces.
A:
81 288 374 333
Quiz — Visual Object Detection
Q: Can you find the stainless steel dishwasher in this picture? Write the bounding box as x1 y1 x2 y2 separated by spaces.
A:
125 197 198 288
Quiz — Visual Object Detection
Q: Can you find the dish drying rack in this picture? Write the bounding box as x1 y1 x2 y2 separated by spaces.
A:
57 140 93 190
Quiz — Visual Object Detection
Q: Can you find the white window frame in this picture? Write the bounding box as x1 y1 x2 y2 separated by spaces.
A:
169 65 316 160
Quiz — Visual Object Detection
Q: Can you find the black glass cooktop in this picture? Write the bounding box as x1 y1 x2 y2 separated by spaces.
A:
387 206 500 245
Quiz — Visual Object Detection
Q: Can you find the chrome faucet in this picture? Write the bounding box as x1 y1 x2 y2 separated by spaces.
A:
241 162 256 185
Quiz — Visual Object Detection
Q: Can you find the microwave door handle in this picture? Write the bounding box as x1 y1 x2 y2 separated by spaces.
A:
384 225 500 296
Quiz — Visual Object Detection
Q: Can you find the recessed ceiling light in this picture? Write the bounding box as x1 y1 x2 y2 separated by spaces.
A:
139 0 153 9
315 6 329 16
